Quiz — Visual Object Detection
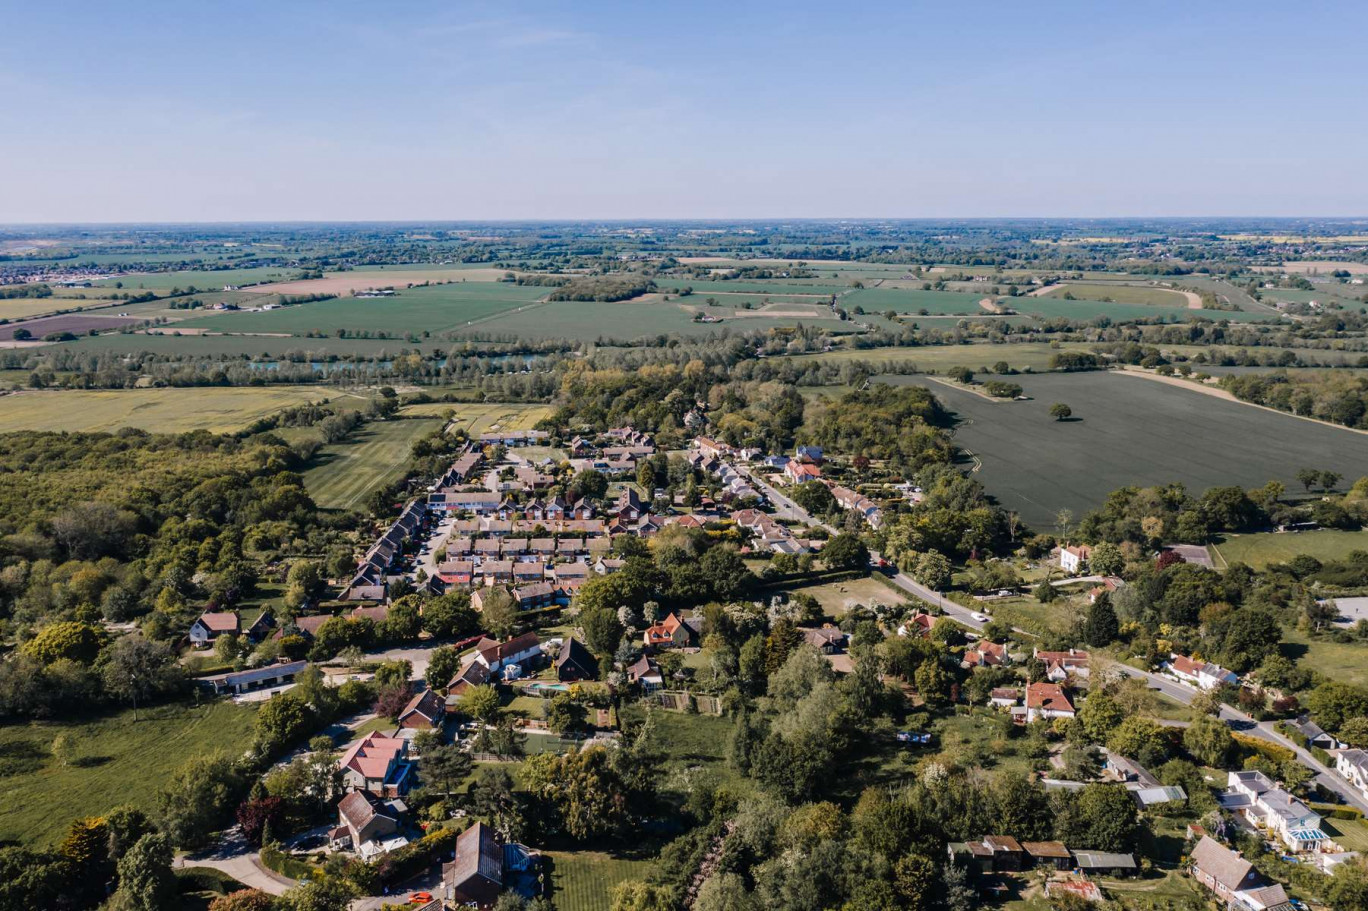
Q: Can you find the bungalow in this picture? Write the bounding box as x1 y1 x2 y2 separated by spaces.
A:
338 731 413 796
785 461 821 484
333 790 404 855
397 688 444 730
443 821 504 909
1059 544 1091 574
644 612 696 649
1025 682 1075 723
1166 653 1239 691
989 687 1020 708
189 610 240 646
1334 748 1368 800
800 627 848 654
555 637 599 682
1221 770 1326 853
898 612 936 639
1290 715 1341 750
197 659 309 696
1034 647 1090 681
1190 835 1293 910
473 632 542 674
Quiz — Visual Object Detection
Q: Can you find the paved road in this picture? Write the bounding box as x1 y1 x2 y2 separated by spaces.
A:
1113 664 1368 814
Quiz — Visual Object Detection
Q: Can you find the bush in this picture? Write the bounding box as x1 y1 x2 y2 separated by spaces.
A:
373 824 465 886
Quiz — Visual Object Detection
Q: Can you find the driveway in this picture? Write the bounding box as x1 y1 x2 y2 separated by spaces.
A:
176 828 296 896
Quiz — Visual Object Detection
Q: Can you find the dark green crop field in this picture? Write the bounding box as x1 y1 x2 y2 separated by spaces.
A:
885 371 1368 528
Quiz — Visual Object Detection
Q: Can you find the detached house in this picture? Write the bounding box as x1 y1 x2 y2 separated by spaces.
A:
1034 647 1090 681
338 732 413 797
962 640 1009 669
1190 836 1293 910
1025 682 1075 723
397 688 445 730
472 633 542 674
644 612 696 649
1166 653 1238 691
189 610 240 646
555 637 599 682
1335 749 1368 800
332 791 405 857
785 461 821 484
1221 770 1326 853
1059 544 1091 574
443 822 504 909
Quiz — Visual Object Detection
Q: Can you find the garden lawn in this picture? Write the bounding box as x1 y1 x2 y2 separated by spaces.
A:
780 575 905 617
546 850 656 911
0 699 258 847
303 417 442 510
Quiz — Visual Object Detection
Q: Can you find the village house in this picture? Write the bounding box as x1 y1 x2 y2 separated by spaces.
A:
829 484 883 529
1189 836 1293 910
331 791 406 858
1334 748 1368 800
1025 682 1076 723
785 460 821 484
627 655 664 692
1022 841 1072 871
472 632 542 675
338 732 413 797
1034 647 1090 681
795 444 823 464
1088 576 1124 603
800 626 848 654
962 640 1009 669
1166 653 1239 691
1058 544 1091 574
948 835 1026 872
898 612 936 639
189 610 240 646
397 688 445 730
447 656 491 697
644 612 697 649
442 821 539 909
1220 770 1327 853
196 659 309 696
555 637 599 682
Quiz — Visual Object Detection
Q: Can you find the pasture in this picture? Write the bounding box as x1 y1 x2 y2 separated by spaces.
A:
175 282 549 336
0 700 258 847
0 313 145 340
0 386 357 434
896 371 1368 528
246 265 514 296
1211 529 1368 569
402 402 553 436
303 416 443 510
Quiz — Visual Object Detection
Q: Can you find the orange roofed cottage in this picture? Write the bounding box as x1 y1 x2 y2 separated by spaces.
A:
338 731 413 796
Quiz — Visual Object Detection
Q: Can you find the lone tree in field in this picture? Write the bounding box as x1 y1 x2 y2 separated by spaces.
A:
1049 403 1073 421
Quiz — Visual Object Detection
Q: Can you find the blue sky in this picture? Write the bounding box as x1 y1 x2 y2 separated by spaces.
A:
2 0 1366 221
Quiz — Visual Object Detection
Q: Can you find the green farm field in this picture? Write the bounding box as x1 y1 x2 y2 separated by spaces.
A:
0 700 258 847
1280 628 1368 689
303 416 443 510
0 386 360 433
94 266 300 290
48 332 444 357
1041 282 1194 307
786 341 1108 373
416 402 553 436
175 282 549 335
894 371 1368 528
843 287 987 314
1211 529 1368 569
456 298 853 342
1014 296 1273 323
